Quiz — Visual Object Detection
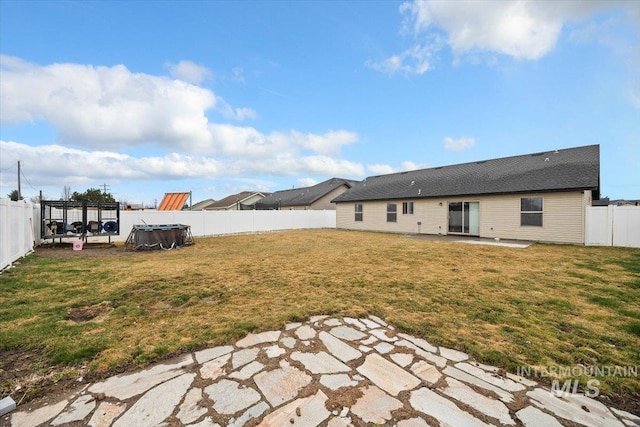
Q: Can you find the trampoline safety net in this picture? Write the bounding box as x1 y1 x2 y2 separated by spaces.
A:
124 224 194 250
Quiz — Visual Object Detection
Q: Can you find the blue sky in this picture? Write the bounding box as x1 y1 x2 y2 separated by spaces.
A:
1 1 638 205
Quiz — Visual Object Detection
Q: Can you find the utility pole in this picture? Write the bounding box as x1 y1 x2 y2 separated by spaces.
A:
17 161 21 200
101 183 110 194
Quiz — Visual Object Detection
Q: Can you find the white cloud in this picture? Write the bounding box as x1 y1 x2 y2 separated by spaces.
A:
366 40 442 76
371 1 636 75
0 140 366 191
232 67 245 83
234 107 258 121
0 55 215 149
297 178 318 187
0 56 363 181
367 160 428 175
215 98 258 121
367 164 395 175
399 160 427 171
0 141 222 184
166 60 212 84
444 136 476 152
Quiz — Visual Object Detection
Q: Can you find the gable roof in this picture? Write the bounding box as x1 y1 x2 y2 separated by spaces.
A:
257 178 359 207
205 191 268 209
191 199 216 210
158 192 190 210
333 145 600 203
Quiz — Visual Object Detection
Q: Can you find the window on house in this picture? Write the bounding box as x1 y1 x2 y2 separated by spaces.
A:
355 203 363 222
387 203 397 222
402 201 414 214
521 197 543 226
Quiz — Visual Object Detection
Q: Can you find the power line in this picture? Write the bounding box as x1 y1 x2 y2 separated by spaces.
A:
0 162 17 172
20 168 38 192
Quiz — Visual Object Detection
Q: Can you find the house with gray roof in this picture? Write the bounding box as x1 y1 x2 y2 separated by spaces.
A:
255 178 359 210
332 145 600 244
204 191 269 211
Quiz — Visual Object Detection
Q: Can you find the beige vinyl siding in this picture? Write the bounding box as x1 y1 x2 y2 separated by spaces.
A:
336 191 587 244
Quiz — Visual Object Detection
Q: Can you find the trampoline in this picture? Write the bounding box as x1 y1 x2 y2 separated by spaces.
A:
124 224 194 250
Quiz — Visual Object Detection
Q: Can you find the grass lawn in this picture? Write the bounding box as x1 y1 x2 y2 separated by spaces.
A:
1 229 639 405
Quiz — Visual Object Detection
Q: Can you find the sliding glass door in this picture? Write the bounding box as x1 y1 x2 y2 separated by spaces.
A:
448 202 479 235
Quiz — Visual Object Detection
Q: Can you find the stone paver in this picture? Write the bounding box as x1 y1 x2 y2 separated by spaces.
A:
411 360 442 386
329 326 367 341
258 390 330 427
320 373 358 390
51 394 95 425
391 352 414 367
10 399 68 427
264 344 286 358
516 405 565 427
611 407 640 426
351 385 403 424
295 324 317 340
374 341 395 354
397 339 447 368
443 365 514 403
204 379 261 415
200 353 231 380
113 373 194 427
441 377 515 425
319 331 362 362
291 350 350 374
454 362 526 392
232 348 259 369
410 387 490 427
357 353 421 396
253 361 312 407
396 417 430 427
369 328 398 342
88 354 193 400
236 330 281 348
398 333 438 353
229 401 270 427
361 318 382 329
176 387 208 424
6 316 636 427
88 402 126 427
527 387 625 427
439 346 469 362
229 360 264 380
194 345 234 364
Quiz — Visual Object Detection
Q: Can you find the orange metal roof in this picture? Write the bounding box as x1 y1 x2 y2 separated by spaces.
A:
158 192 190 211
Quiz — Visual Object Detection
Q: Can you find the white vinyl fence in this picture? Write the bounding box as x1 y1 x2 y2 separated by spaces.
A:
0 199 41 271
116 209 336 241
585 205 640 248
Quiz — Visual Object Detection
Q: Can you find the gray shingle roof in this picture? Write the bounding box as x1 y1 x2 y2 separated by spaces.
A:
332 145 599 203
257 178 359 207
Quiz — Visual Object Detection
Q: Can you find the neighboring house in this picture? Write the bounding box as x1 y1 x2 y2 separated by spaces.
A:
332 145 600 244
158 192 191 211
256 178 359 210
191 199 216 211
205 191 269 211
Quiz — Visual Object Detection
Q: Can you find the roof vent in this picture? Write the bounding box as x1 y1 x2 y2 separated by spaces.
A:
554 149 559 153
410 180 415 186
418 189 421 195
544 157 549 161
